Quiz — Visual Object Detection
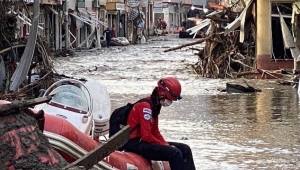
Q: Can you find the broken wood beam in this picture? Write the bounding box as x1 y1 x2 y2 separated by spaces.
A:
0 96 52 115
164 35 213 52
63 125 131 170
0 45 26 55
236 70 259 78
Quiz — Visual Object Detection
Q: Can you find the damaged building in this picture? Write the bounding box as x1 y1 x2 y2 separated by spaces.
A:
165 0 300 79
227 0 300 77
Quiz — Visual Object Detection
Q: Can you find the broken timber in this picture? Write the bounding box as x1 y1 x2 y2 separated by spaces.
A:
63 125 131 170
164 35 213 52
0 96 52 115
0 45 26 55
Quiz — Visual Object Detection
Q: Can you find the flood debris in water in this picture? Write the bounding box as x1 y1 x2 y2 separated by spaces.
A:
164 1 256 79
164 1 300 86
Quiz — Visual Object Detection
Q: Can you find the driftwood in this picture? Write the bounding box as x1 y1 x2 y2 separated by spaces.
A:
0 45 25 55
164 35 213 52
0 0 55 100
17 71 53 93
0 96 52 115
165 4 257 79
236 70 259 78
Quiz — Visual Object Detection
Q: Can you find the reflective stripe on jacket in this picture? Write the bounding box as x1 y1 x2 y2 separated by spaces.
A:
127 97 168 145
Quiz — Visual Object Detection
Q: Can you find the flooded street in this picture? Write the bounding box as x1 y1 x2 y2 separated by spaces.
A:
53 35 300 170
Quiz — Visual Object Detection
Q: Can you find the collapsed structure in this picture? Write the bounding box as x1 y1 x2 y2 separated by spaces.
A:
0 0 55 100
165 0 300 80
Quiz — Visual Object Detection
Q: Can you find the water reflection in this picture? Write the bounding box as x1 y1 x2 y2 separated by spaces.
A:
55 35 300 169
111 86 300 170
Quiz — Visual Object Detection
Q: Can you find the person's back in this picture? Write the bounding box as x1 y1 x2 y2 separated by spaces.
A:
122 77 196 170
103 28 112 47
103 28 111 39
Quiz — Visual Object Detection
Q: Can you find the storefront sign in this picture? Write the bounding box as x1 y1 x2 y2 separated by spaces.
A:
116 3 125 10
154 2 163 8
139 0 148 7
78 0 85 8
99 0 107 6
162 3 168 8
126 0 140 7
153 7 163 12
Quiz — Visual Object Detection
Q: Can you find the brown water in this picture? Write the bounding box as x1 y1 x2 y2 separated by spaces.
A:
110 84 300 170
54 35 300 170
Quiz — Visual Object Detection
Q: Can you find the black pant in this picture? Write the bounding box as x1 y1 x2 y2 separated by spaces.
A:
123 138 196 170
106 38 111 47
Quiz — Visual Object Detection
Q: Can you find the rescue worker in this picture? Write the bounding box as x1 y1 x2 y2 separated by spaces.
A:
122 77 196 170
103 27 112 47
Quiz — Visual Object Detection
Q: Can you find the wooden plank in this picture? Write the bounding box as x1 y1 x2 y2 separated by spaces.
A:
63 125 131 170
0 96 52 115
164 35 213 53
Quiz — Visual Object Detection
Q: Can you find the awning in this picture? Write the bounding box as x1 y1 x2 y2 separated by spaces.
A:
47 6 58 15
9 9 44 30
70 12 108 27
107 10 118 15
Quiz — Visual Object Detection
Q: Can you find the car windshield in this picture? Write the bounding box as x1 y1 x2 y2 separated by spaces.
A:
49 85 89 112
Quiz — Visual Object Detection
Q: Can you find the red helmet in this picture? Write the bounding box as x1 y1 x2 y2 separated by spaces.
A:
157 77 182 101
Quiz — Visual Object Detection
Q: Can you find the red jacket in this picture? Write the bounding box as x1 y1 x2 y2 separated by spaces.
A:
127 97 168 145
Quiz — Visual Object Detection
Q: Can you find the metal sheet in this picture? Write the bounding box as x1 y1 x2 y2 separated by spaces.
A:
224 0 253 36
240 0 254 43
10 0 40 91
70 13 95 27
278 7 300 60
279 12 295 48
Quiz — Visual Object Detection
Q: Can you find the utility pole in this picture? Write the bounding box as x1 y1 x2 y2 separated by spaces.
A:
64 0 69 50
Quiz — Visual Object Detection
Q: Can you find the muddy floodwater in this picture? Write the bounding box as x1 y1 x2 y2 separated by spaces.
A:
54 35 300 170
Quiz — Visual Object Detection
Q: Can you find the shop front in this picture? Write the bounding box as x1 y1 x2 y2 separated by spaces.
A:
106 0 125 37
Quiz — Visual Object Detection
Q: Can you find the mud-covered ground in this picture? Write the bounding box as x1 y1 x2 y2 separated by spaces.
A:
0 111 68 170
53 35 300 170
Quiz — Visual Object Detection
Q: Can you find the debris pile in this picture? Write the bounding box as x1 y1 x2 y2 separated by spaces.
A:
165 1 256 78
0 0 55 100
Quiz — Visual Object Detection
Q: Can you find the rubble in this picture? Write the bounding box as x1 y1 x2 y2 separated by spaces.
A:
165 2 256 79
165 1 300 85
0 0 55 101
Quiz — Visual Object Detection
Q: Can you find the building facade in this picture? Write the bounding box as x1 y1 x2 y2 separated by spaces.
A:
153 0 192 34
